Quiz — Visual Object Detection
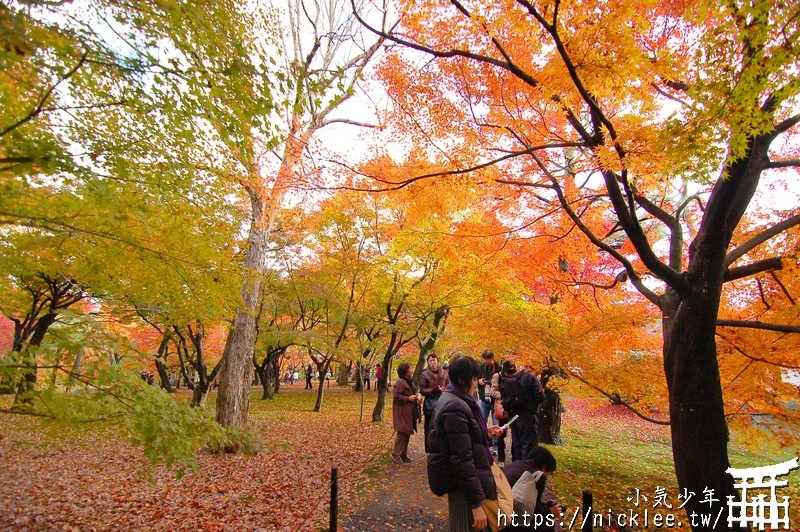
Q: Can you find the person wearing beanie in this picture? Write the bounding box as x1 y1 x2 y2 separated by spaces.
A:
496 359 545 461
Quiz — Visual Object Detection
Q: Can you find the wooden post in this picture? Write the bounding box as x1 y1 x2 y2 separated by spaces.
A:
582 490 593 532
329 466 338 531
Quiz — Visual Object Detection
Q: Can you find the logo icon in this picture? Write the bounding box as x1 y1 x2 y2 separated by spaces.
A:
726 457 798 530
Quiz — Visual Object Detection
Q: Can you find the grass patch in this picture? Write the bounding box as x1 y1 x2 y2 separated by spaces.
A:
549 397 799 526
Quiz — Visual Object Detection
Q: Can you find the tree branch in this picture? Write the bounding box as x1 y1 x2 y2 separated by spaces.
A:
723 257 783 282
770 271 796 305
538 159 661 306
568 370 670 425
324 143 577 192
766 159 800 169
318 118 382 130
724 213 800 267
1 52 89 138
351 0 593 140
771 114 800 138
716 320 800 333
716 332 800 370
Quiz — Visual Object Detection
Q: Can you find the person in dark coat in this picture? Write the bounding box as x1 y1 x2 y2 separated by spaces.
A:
427 356 504 531
478 350 505 461
498 360 545 462
391 363 421 464
419 353 450 453
502 446 559 531
305 364 314 390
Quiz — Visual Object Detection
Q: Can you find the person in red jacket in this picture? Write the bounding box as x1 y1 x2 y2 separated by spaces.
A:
391 363 421 464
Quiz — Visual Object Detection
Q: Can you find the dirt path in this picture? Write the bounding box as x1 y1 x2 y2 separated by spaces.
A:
342 433 448 531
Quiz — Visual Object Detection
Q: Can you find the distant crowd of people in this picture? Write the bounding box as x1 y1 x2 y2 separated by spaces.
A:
391 350 558 531
139 349 556 530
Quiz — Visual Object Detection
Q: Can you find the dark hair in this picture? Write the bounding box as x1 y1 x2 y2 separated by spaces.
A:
502 360 517 374
526 446 557 472
426 353 439 363
447 355 480 390
397 362 412 379
481 350 495 360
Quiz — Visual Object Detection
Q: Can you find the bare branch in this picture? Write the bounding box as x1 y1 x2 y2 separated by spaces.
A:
770 271 796 305
318 118 382 129
651 82 690 107
0 212 206 267
323 143 576 192
530 155 661 305
772 114 800 138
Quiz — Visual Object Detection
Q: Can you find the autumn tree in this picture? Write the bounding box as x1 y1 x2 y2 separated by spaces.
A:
0 269 84 404
252 271 325 399
1 0 257 465
334 157 519 421
355 0 800 526
214 0 389 429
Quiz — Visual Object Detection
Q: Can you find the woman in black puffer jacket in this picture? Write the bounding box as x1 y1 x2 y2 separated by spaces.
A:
427 356 504 531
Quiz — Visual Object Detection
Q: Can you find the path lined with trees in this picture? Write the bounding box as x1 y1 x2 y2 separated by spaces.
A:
1 0 799 530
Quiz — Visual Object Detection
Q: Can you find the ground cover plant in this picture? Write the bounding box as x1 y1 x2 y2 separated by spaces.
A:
551 394 800 529
2 386 796 530
0 388 393 530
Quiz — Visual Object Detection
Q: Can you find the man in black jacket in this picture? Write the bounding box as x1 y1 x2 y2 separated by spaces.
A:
499 361 545 462
478 350 506 462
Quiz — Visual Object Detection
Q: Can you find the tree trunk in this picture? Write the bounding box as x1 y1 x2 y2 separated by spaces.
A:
537 388 563 445
216 192 267 428
412 305 449 385
155 358 175 392
66 348 84 392
257 365 272 399
14 312 57 406
256 349 283 400
191 383 211 407
537 366 564 445
664 282 740 529
337 363 349 386
353 362 363 391
271 355 281 395
371 357 392 422
313 358 335 412
155 336 175 393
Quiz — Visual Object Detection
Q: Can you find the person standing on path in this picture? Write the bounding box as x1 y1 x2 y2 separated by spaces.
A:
305 364 313 390
427 356 505 531
478 350 506 462
498 361 545 462
391 363 421 464
419 354 449 453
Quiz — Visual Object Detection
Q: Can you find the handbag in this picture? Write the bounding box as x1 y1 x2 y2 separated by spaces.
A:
512 470 544 516
481 462 513 531
494 400 507 420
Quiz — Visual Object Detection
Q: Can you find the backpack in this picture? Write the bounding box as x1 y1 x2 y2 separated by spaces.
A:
499 374 527 413
512 470 543 516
